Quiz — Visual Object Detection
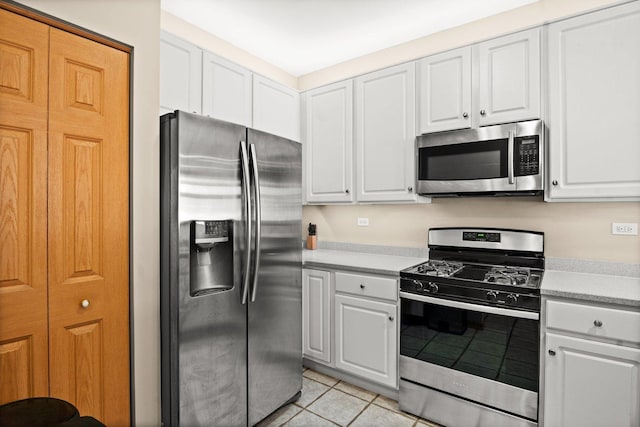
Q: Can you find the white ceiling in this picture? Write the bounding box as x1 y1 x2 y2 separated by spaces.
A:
161 0 537 76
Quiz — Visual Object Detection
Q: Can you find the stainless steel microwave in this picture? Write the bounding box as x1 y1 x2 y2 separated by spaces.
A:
416 120 544 196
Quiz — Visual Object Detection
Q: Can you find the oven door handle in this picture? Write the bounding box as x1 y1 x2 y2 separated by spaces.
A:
399 291 539 321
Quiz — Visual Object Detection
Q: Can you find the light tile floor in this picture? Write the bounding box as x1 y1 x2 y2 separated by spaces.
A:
257 369 442 427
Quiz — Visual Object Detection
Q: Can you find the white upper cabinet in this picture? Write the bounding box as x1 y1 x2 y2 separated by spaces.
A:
546 2 640 201
477 28 541 127
417 28 540 133
160 31 202 115
304 80 354 203
202 51 252 127
418 47 472 133
253 74 300 141
355 62 417 202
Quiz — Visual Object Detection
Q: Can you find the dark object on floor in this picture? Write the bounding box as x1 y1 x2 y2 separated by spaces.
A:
0 397 106 427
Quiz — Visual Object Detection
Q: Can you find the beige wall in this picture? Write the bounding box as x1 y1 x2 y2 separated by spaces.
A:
303 200 640 263
161 10 298 89
298 0 626 90
14 0 162 425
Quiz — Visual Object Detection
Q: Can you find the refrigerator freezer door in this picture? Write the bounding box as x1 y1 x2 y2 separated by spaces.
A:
161 112 249 427
247 129 303 426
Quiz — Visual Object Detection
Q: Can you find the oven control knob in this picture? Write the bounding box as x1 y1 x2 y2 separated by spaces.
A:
412 280 424 291
506 294 518 305
427 282 439 293
486 291 498 302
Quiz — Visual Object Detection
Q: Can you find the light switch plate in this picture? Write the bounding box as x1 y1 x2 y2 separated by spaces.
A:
612 222 638 235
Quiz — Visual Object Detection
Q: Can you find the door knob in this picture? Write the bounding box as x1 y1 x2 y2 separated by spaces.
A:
548 349 556 356
388 316 394 321
360 284 365 289
462 112 468 119
480 109 486 116
81 299 90 309
345 189 350 194
407 186 413 192
593 320 603 327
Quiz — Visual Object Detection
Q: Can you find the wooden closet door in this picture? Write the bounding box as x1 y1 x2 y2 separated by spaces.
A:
47 28 130 425
0 9 49 404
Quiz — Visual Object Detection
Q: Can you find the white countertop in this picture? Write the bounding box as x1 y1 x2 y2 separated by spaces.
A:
302 247 640 306
541 270 640 307
303 249 425 276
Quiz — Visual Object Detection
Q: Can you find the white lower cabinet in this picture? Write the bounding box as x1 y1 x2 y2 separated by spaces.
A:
334 294 397 388
543 298 640 427
302 269 332 364
544 333 640 427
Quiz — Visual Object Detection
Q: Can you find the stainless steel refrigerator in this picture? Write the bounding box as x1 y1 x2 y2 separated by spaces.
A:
160 111 302 426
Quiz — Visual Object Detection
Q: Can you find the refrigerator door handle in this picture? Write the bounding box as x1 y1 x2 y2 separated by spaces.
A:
249 143 261 302
240 140 252 305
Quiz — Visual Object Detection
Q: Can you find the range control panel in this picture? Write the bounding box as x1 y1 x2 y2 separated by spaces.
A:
463 231 501 242
515 136 540 176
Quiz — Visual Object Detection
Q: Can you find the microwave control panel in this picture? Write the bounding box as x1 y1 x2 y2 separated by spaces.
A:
515 136 540 176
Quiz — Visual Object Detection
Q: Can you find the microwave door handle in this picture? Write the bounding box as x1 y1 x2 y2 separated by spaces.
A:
507 130 515 185
249 143 261 303
240 140 252 305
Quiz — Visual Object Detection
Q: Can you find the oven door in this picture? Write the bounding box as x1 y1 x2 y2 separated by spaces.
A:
416 124 516 195
399 291 539 421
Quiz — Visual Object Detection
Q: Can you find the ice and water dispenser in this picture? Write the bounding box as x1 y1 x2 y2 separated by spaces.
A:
190 220 233 296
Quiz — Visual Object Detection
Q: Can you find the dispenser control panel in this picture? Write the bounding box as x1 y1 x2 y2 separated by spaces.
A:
194 220 229 247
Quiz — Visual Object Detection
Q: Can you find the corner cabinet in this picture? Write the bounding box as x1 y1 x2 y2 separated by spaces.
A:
303 80 354 203
546 2 640 201
355 63 417 202
302 269 332 364
417 28 540 133
543 298 640 426
253 74 300 141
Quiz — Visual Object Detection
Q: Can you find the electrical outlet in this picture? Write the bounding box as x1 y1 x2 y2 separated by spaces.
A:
357 217 369 227
612 223 638 235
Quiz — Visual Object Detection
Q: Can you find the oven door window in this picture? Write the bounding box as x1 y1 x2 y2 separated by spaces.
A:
400 298 538 392
418 139 508 181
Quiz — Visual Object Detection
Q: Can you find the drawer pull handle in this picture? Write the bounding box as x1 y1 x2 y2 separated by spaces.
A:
548 349 556 356
593 320 603 327
360 284 365 289
81 299 90 309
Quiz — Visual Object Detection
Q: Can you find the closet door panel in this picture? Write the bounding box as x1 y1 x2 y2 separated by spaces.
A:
0 8 49 404
48 28 130 425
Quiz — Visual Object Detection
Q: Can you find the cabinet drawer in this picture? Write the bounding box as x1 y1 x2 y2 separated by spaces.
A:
335 272 397 302
546 300 640 344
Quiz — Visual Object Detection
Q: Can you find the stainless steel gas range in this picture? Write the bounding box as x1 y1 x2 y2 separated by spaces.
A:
399 228 544 427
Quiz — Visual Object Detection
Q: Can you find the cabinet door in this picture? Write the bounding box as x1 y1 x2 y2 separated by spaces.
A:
477 28 540 126
544 333 640 427
253 74 299 141
418 47 472 133
547 2 640 200
355 63 416 202
335 294 397 388
202 51 252 126
304 81 353 203
48 29 130 426
160 31 201 115
0 8 50 404
302 270 332 364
